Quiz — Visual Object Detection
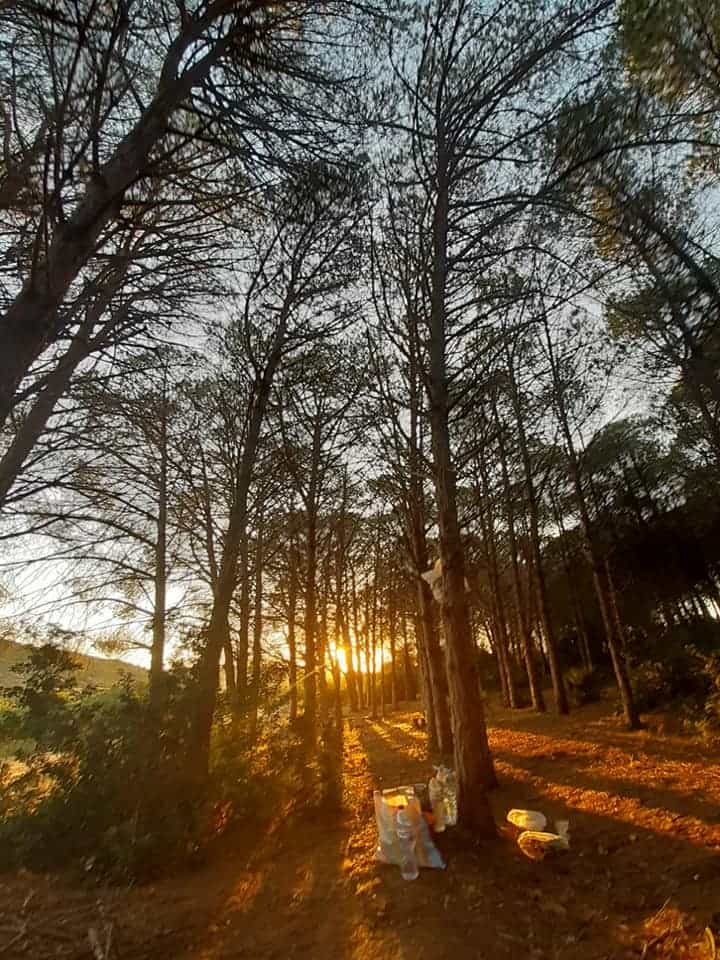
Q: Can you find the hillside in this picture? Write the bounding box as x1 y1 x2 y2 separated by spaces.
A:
0 636 148 690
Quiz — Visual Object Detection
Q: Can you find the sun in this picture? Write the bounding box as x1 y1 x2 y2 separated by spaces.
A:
330 643 348 673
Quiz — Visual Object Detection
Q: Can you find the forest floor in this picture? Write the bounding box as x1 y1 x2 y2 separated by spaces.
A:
2 696 720 960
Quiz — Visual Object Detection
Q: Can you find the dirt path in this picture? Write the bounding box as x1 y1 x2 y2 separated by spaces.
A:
2 701 719 959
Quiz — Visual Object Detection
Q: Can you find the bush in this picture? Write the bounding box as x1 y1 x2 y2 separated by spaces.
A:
627 637 720 732
565 666 603 706
699 653 720 737
629 644 708 714
0 647 323 882
1 644 80 747
664 619 720 656
507 673 533 708
0 667 204 880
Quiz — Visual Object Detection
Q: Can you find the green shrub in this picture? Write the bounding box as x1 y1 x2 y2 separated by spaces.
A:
1 644 80 748
0 668 202 880
629 645 704 713
628 640 720 726
700 653 720 736
565 666 603 706
0 647 319 882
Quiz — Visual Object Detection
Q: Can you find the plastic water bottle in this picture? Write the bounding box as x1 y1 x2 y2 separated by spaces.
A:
395 807 419 880
428 774 445 832
443 769 458 827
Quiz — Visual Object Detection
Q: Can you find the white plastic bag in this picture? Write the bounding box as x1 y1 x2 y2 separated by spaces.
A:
506 809 547 832
373 788 445 870
517 821 570 860
421 560 445 603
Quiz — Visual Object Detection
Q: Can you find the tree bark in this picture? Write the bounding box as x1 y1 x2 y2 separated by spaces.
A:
318 554 332 722
403 612 418 703
414 615 439 753
389 593 398 712
236 527 251 700
188 307 290 780
0 23 235 427
539 314 640 729
149 396 168 712
493 399 545 712
248 497 264 742
551 490 593 669
475 446 517 708
368 575 377 719
303 511 319 747
406 310 453 752
504 347 568 714
335 473 359 712
0 272 131 507
427 165 496 830
287 536 299 723
351 566 365 709
415 569 454 754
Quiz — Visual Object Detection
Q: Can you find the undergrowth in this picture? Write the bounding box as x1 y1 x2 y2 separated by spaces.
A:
628 641 720 738
0 645 341 882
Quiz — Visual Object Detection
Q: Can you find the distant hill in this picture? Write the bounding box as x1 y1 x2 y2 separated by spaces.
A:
0 637 148 691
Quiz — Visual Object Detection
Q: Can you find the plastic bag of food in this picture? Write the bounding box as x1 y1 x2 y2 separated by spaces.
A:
506 809 547 832
517 821 570 861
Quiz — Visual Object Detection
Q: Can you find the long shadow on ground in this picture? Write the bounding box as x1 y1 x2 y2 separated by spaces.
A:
354 708 720 960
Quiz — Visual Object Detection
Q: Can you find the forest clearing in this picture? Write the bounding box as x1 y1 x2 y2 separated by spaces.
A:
3 1 720 958
2 700 719 960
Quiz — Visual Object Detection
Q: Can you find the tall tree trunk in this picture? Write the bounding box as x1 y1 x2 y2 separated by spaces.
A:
427 167 496 830
414 615 439 753
551 490 593 669
331 651 344 735
0 31 231 429
304 514 319 747
539 314 640 729
493 400 545 712
237 527 251 701
149 399 168 712
249 498 264 742
351 567 365 709
189 309 289 780
504 348 568 715
403 612 418 702
343 599 360 711
405 328 453 751
475 446 516 708
0 275 130 508
336 473 359 712
379 617 386 718
605 559 628 648
414 568 454 754
287 537 299 724
488 621 510 708
368 577 377 719
389 594 398 712
223 631 236 701
317 555 331 723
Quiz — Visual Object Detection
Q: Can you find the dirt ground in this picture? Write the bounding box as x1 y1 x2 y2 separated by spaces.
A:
1 697 719 960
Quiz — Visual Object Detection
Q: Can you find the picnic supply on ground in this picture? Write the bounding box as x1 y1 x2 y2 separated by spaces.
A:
373 787 445 874
428 772 446 832
437 765 458 827
517 820 570 861
396 806 420 880
506 809 548 832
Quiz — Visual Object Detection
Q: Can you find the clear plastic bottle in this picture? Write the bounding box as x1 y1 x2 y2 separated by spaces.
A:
443 769 458 827
395 806 419 880
428 774 446 832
